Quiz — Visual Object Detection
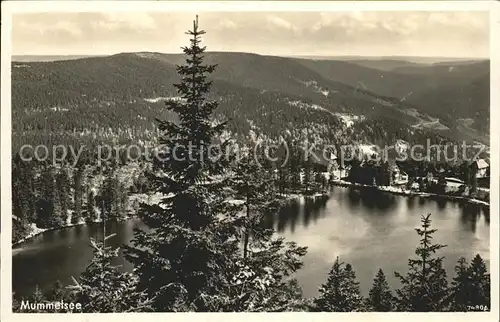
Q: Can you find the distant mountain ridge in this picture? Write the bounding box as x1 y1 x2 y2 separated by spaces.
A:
287 54 487 63
12 55 106 62
14 53 487 64
11 51 490 151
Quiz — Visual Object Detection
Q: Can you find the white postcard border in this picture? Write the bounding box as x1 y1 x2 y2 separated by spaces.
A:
1 1 498 321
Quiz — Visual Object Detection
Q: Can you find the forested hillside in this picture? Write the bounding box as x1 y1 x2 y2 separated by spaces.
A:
12 51 489 155
407 74 490 134
295 58 490 132
12 51 489 245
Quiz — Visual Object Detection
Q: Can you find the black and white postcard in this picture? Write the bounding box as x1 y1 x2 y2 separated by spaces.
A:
1 1 498 321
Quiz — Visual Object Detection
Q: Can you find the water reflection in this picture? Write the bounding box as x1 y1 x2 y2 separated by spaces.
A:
406 196 416 209
276 205 289 233
263 209 275 230
273 196 329 233
484 206 490 225
302 199 313 228
459 203 485 233
289 201 300 233
272 189 401 234
347 188 361 208
351 189 397 212
13 187 490 300
436 198 447 210
270 188 488 241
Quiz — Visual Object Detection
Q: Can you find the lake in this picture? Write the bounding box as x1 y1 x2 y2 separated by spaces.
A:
12 186 490 299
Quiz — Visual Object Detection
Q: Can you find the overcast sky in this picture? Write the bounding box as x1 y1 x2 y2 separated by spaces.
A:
12 11 490 58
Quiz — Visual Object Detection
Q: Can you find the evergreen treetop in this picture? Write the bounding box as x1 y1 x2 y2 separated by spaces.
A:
70 233 153 312
313 257 362 312
125 15 242 311
366 268 393 311
394 213 448 311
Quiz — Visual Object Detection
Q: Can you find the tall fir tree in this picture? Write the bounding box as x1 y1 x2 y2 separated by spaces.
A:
314 166 325 191
259 147 278 199
365 269 393 311
394 213 449 311
69 232 153 312
73 167 84 224
288 141 302 190
276 157 290 196
124 17 307 312
313 257 363 312
49 280 66 301
467 254 490 309
231 152 272 259
227 151 308 311
101 175 119 219
447 257 470 311
86 190 97 222
15 285 49 313
448 254 490 311
55 167 71 224
12 155 37 221
125 16 243 311
32 285 47 310
118 182 129 218
36 166 63 228
302 157 313 195
12 156 32 242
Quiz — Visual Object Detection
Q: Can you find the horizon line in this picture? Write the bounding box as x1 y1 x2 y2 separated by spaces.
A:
11 50 490 61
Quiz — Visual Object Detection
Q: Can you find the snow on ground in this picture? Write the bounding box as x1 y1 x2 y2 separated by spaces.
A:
12 223 49 248
331 180 490 206
335 114 364 128
329 170 347 180
286 99 363 129
358 144 380 156
14 192 168 246
319 89 329 97
28 224 48 239
228 199 246 206
115 162 143 189
395 139 409 151
50 106 69 112
129 192 167 208
144 96 184 103
287 99 363 129
88 173 107 196
309 103 326 111
357 81 368 90
298 80 331 97
287 99 329 113
444 177 465 189
337 115 355 128
372 98 394 107
135 52 159 59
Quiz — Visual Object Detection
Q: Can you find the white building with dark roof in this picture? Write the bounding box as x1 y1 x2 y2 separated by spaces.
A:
470 159 489 179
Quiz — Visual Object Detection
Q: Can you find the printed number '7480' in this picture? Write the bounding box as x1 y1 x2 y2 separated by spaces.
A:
467 305 489 311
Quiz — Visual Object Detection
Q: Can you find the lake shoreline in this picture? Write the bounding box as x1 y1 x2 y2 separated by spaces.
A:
330 179 490 207
14 182 486 249
12 217 132 249
12 186 490 301
13 191 330 249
